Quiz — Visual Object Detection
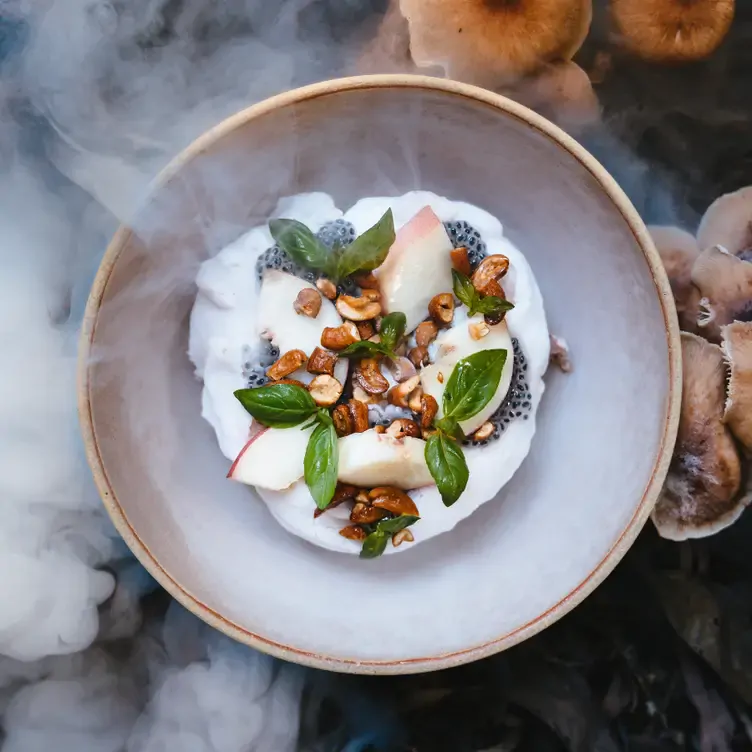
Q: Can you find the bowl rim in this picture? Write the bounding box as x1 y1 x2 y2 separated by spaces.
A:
78 73 682 675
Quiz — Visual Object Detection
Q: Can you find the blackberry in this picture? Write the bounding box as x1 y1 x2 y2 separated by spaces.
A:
444 220 487 270
317 219 356 249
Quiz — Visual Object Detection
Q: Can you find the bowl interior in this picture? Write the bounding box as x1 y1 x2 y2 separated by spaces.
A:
82 78 678 672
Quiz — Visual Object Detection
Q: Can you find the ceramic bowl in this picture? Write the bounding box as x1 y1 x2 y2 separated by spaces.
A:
79 75 680 674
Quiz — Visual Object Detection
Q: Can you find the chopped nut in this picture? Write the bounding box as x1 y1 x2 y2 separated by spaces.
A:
392 529 414 547
370 487 420 516
316 278 337 300
469 321 490 340
361 289 381 302
348 399 370 433
293 288 322 318
339 525 367 541
420 394 439 430
332 404 354 437
386 419 421 439
409 346 430 367
473 422 495 441
314 483 357 518
374 424 386 434
428 293 455 325
354 358 389 395
321 321 360 350
356 320 376 340
437 371 445 384
450 247 472 276
267 349 307 380
336 293 382 322
352 385 379 405
479 278 504 299
355 490 370 504
415 321 439 348
308 375 343 407
351 502 387 524
472 254 510 292
387 356 417 383
307 347 337 376
408 387 424 413
352 271 380 289
388 374 421 408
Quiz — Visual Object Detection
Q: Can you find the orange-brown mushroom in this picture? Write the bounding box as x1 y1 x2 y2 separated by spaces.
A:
722 321 752 453
652 333 743 540
697 186 752 260
610 0 735 63
399 0 592 88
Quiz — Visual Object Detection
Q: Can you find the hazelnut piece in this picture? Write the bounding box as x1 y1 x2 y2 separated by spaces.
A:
267 349 307 380
354 358 389 395
336 293 382 322
415 320 438 348
428 293 455 325
321 322 360 351
308 375 343 407
293 288 322 318
307 347 337 376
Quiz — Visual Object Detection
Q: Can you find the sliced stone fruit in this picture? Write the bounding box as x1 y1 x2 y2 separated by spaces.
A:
722 321 752 453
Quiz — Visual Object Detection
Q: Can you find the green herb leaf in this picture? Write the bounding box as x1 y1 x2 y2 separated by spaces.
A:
336 209 395 279
443 349 508 422
304 421 339 510
452 269 515 318
452 269 477 310
359 514 419 559
269 218 332 274
435 415 462 441
338 340 397 360
474 296 516 316
378 312 407 352
234 384 317 428
376 515 420 535
425 433 469 507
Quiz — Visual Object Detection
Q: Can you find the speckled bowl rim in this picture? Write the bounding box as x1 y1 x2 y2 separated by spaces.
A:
78 74 682 675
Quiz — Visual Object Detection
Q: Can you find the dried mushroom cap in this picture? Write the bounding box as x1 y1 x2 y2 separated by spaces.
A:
691 245 752 343
697 186 752 258
652 333 742 540
648 225 701 333
610 0 734 63
722 321 752 452
399 0 592 88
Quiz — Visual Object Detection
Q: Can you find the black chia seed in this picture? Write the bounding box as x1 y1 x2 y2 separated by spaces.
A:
444 220 487 271
317 219 357 249
241 341 280 387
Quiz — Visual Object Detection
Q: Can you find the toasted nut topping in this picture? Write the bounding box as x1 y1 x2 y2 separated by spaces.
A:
428 293 455 325
332 404 354 437
267 349 307 380
479 278 504 299
420 394 439 430
415 321 439 348
450 247 472 276
361 289 381 302
308 375 343 407
307 347 337 376
469 321 490 341
370 487 420 517
321 321 360 350
408 346 430 368
336 293 382 322
354 358 389 395
388 374 421 408
274 378 306 388
356 320 376 340
316 278 337 300
374 425 386 434
348 399 370 433
437 371 445 384
351 502 387 524
293 288 322 318
408 386 424 413
387 356 417 383
472 254 510 291
355 490 370 504
473 422 495 441
352 385 379 405
339 525 367 541
314 483 357 518
352 271 380 289
392 529 414 547
386 419 421 440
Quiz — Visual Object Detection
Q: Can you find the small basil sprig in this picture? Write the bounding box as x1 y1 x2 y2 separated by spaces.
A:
360 515 419 559
338 312 406 361
452 270 515 319
234 383 317 428
336 210 395 279
304 410 339 510
424 349 508 507
269 219 333 277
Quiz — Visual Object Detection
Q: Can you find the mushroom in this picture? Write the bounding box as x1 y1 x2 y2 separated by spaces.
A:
652 333 743 540
610 0 735 63
648 225 701 333
399 0 592 88
697 186 752 260
691 245 752 343
722 321 752 453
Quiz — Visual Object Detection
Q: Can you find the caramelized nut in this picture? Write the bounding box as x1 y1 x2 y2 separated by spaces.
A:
469 321 490 341
267 349 307 380
374 425 386 434
307 347 337 376
420 394 439 430
450 247 472 276
387 356 417 383
321 321 360 350
392 529 415 547
356 320 376 340
293 288 322 318
437 371 445 384
352 271 380 289
361 289 381 302
408 346 429 367
473 422 495 441
479 278 504 299
316 278 337 300
352 385 379 405
308 375 343 407
388 374 421 408
472 254 510 291
408 386 424 413
370 487 420 517
386 419 422 439
354 358 389 395
415 321 439 348
355 490 370 504
348 399 370 433
336 293 382 322
314 483 357 518
351 502 387 524
339 525 367 541
274 378 306 388
332 404 354 437
428 293 455 325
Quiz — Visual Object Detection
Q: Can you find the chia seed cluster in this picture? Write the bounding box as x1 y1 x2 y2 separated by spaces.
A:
242 341 279 388
444 220 487 270
317 218 357 249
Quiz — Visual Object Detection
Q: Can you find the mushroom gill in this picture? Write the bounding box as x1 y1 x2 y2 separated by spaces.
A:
610 0 735 63
722 321 752 453
399 0 592 88
648 225 701 333
691 245 752 343
697 186 752 260
653 333 743 540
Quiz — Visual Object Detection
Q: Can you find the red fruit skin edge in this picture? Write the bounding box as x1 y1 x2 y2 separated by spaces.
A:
226 424 268 478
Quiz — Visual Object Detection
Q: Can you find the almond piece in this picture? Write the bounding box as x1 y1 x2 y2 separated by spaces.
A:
392 529 414 547
348 399 370 433
469 321 490 341
316 278 337 300
332 404 354 437
307 347 337 376
267 349 307 380
450 247 472 276
473 422 494 441
386 419 421 439
354 358 389 395
339 525 367 541
336 294 382 322
293 288 322 318
370 487 420 516
308 375 343 407
321 322 360 351
415 321 438 348
472 254 510 292
428 293 455 325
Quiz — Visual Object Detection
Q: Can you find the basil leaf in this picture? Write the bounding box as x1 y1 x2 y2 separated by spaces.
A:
378 312 406 352
338 340 396 360
443 349 508 422
336 209 395 279
474 296 515 316
359 515 419 559
452 270 478 310
234 384 317 428
304 421 339 510
360 531 389 559
269 218 331 273
425 433 469 507
435 416 462 441
375 514 419 535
